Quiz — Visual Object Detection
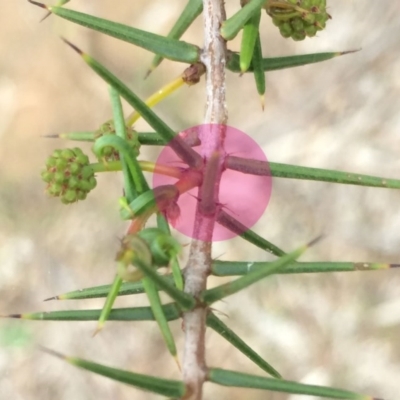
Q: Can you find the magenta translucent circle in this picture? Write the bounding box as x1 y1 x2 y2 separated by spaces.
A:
152 124 272 241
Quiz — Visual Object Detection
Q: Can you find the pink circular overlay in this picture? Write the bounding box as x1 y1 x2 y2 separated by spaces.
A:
152 124 272 241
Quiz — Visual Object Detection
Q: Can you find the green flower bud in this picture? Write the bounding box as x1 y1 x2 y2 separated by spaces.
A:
92 119 141 162
291 18 305 32
41 147 97 204
61 149 75 160
55 158 67 170
279 22 293 38
41 170 52 183
62 189 77 203
77 191 87 201
266 0 330 41
69 162 81 175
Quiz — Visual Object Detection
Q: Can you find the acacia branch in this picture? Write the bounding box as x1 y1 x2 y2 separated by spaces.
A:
182 0 228 399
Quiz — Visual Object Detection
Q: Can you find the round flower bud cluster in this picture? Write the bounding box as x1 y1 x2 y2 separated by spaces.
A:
93 120 141 162
41 148 97 204
265 0 330 41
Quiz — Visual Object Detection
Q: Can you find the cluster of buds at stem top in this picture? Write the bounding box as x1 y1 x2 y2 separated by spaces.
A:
264 0 331 41
41 147 97 204
93 120 141 162
116 228 181 282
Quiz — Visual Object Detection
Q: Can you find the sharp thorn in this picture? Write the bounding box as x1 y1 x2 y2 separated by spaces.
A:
40 11 52 22
61 37 84 55
260 94 265 111
390 264 400 269
307 234 325 248
1 314 22 319
340 48 362 56
38 345 66 360
41 134 60 138
28 0 48 9
43 295 59 301
210 307 230 319
173 354 181 371
92 325 103 337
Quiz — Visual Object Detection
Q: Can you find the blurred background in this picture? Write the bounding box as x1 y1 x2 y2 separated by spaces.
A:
1 1 400 399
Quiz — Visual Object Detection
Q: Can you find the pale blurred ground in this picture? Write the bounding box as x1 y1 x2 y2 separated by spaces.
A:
0 1 400 399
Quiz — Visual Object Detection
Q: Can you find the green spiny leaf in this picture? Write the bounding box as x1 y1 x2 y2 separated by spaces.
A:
6 303 181 321
31 1 200 63
269 162 400 189
142 278 178 360
44 277 174 301
42 348 186 397
201 239 315 304
221 0 266 40
43 259 396 302
208 368 370 399
226 156 400 189
212 260 399 276
206 313 281 378
226 50 358 73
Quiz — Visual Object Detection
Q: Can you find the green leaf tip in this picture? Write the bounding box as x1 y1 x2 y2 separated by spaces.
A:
39 0 70 22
